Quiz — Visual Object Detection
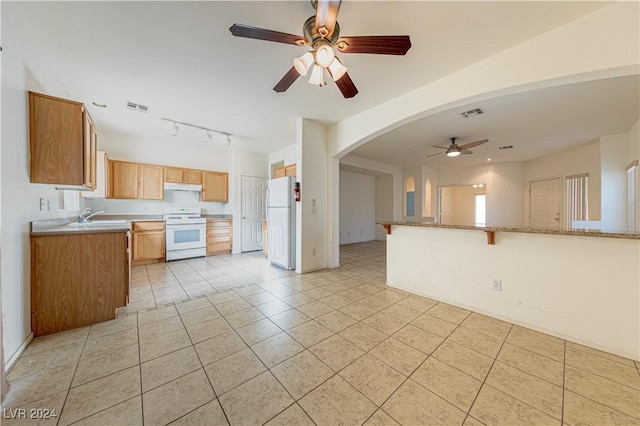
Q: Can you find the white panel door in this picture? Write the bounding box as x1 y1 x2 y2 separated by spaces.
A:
530 178 561 228
241 176 267 252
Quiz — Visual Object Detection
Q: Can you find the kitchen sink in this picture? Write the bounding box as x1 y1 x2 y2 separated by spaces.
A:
68 220 129 227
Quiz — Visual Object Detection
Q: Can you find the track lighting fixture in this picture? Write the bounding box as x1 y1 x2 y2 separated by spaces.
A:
161 118 232 146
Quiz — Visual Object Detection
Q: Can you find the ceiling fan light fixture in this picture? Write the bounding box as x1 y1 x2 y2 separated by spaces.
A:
446 149 461 157
327 56 347 81
308 64 325 86
315 43 335 68
293 51 314 76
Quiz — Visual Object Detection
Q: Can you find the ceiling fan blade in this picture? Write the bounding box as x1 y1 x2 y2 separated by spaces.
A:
315 0 341 38
458 139 489 150
335 72 358 98
273 67 300 93
336 35 411 55
425 152 444 158
230 24 305 46
432 146 450 150
460 149 473 155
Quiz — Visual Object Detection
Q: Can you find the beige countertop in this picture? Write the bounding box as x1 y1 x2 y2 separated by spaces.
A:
31 218 131 236
377 221 640 240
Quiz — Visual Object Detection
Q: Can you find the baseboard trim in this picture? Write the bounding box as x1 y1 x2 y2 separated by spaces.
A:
5 333 33 370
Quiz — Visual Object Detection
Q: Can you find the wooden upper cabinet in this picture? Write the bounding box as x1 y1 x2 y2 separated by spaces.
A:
108 161 164 200
139 164 164 200
164 167 202 185
164 167 183 183
108 160 139 199
184 169 203 184
29 91 96 189
285 164 297 177
202 172 228 202
274 163 296 179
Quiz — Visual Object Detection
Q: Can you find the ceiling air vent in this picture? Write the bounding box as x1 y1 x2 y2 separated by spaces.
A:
459 108 484 118
499 145 514 150
126 101 149 113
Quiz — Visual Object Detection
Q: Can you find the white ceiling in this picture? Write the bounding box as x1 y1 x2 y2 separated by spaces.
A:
19 0 632 165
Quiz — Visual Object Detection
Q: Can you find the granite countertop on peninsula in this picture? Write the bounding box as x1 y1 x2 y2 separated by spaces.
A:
202 214 232 219
376 221 640 240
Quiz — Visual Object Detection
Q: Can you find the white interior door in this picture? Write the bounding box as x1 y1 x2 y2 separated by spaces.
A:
241 176 267 252
530 178 561 228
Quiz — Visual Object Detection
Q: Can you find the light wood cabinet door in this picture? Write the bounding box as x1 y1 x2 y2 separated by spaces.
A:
285 164 297 177
184 169 203 184
31 232 128 336
132 231 165 263
109 160 139 199
29 91 94 187
274 167 286 178
139 164 164 200
202 172 229 202
164 167 183 183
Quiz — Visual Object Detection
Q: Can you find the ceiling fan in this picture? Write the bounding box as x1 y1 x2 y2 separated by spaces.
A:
229 0 411 98
426 137 489 158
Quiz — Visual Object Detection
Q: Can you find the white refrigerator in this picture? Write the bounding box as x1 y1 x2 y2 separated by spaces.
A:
267 176 296 270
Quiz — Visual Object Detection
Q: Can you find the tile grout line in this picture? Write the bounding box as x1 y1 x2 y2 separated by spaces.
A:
561 339 566 425
461 322 513 425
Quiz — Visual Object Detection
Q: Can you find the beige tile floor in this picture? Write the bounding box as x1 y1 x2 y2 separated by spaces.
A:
4 241 640 425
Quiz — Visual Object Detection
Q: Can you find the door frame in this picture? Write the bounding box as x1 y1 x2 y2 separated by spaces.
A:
240 175 268 253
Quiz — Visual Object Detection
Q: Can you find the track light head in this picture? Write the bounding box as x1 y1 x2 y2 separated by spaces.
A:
225 134 232 147
203 130 212 143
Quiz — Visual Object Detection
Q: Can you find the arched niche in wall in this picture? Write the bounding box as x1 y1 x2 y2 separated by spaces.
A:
425 178 432 217
405 176 416 217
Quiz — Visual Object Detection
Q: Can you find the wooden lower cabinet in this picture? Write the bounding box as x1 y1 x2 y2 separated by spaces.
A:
206 219 232 255
31 231 129 337
131 221 165 265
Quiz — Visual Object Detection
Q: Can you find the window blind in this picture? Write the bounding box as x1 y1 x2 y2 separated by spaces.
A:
566 174 588 228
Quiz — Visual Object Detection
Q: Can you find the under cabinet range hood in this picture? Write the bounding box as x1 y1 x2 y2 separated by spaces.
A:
164 182 202 192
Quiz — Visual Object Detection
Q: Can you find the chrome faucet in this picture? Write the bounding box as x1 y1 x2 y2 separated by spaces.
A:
78 207 105 223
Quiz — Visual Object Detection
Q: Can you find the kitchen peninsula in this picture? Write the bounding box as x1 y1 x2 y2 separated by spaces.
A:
378 221 640 361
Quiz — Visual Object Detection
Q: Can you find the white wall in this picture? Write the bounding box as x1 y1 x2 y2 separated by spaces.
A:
600 134 628 230
525 141 601 224
296 119 328 273
268 144 296 171
438 162 526 226
440 186 483 226
1 2 85 365
375 175 393 241
229 149 269 253
339 171 375 245
387 226 640 360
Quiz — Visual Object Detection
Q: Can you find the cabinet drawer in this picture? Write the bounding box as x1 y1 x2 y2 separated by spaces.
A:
207 242 231 254
207 228 231 236
132 221 165 231
206 219 232 228
207 235 231 244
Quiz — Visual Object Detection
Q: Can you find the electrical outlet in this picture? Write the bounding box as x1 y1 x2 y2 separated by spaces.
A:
39 198 46 211
492 279 502 291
